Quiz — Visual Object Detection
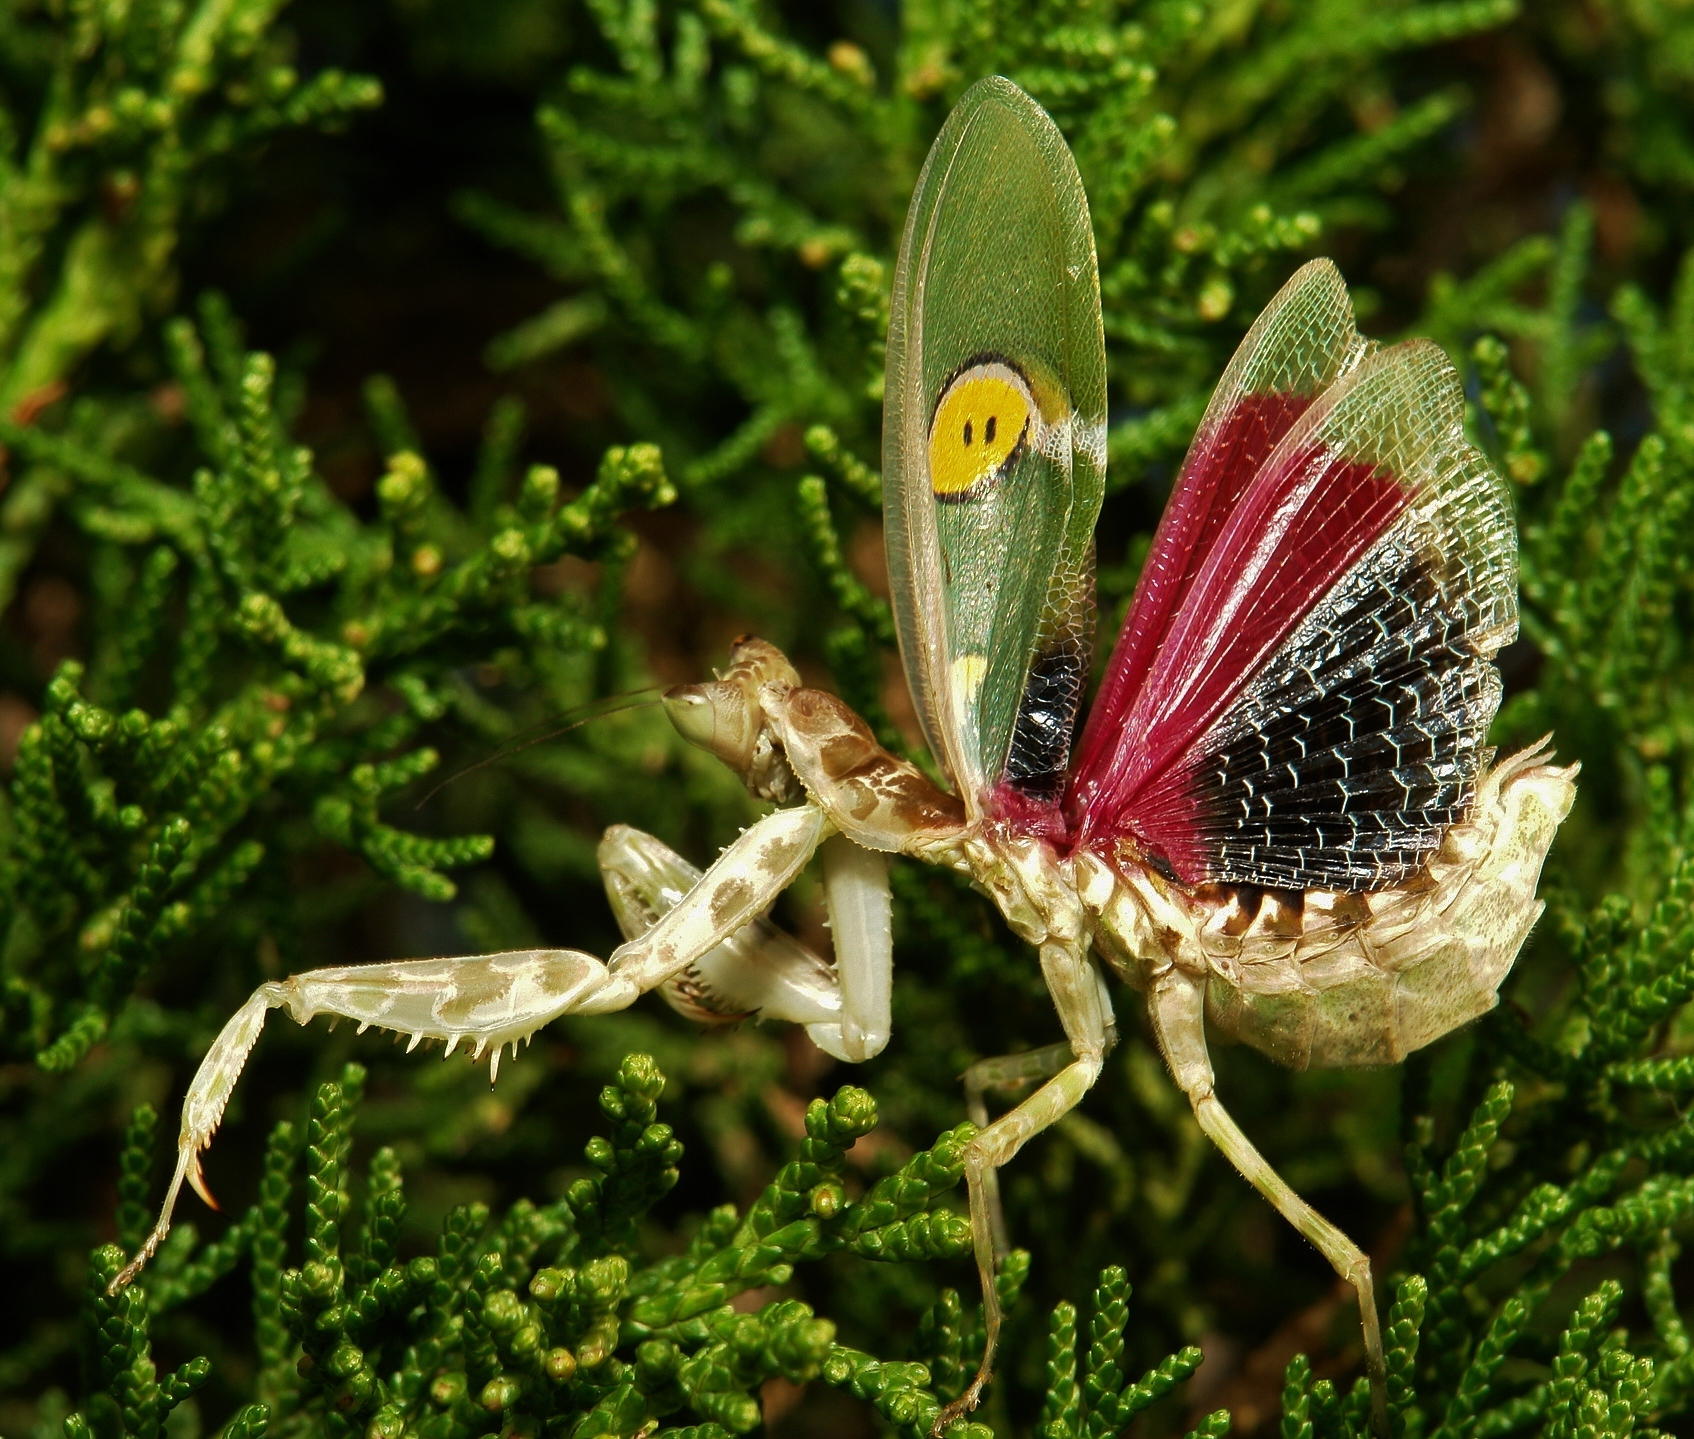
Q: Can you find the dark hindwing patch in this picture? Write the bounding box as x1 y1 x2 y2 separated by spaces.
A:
1175 526 1499 891
1005 642 1089 800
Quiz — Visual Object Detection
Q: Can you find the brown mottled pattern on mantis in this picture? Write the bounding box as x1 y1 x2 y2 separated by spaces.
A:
114 623 1574 1439
766 684 967 850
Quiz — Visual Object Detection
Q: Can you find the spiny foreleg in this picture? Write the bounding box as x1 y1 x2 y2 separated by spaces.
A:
602 804 833 991
599 824 893 1061
115 804 836 1293
110 947 613 1291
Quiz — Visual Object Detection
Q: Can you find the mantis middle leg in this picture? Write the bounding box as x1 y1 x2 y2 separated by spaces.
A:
1147 963 1388 1438
960 1041 1074 1256
936 942 1117 1434
114 802 834 1292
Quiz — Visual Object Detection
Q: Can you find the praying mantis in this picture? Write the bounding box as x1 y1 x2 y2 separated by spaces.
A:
113 77 1575 1436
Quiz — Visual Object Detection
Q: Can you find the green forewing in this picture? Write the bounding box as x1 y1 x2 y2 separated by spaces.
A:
883 76 1106 810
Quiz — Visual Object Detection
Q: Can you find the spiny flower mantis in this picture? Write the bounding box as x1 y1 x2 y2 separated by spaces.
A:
115 77 1574 1437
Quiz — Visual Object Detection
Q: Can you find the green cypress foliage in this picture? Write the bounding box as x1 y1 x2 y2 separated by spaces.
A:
14 2 1694 1438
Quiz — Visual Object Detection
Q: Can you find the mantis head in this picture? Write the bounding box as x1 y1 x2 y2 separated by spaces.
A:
664 636 803 802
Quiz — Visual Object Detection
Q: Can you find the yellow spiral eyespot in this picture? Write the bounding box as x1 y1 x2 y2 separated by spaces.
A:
928 359 1036 500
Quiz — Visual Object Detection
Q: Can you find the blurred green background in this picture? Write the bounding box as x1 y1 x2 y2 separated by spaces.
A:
6 2 1694 1437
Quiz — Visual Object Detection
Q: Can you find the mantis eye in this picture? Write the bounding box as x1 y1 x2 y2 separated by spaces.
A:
666 637 803 797
663 682 757 771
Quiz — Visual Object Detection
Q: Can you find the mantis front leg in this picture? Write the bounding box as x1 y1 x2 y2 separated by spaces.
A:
113 802 834 1293
817 835 892 1062
598 825 891 1062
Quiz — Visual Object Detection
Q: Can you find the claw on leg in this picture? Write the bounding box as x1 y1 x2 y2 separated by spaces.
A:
110 948 613 1293
110 983 280 1290
187 1157 219 1210
117 807 842 1295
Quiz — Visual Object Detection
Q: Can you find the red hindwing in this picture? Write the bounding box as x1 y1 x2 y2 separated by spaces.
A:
1066 262 1517 892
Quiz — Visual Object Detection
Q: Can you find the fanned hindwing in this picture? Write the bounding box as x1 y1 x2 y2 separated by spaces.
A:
1075 316 1517 892
1069 259 1369 822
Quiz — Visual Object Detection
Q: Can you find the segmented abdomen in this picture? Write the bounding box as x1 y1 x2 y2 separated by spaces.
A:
1188 744 1575 1068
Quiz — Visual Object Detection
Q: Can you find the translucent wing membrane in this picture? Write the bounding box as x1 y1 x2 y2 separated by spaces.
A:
1150 529 1501 887
1069 260 1369 810
884 76 1106 813
1073 331 1517 892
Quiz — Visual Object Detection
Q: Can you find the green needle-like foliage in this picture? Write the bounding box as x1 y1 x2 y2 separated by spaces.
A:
0 305 675 1075
16 2 1694 1438
57 1057 1155 1439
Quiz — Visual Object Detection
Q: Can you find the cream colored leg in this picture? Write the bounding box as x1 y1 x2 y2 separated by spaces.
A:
818 835 892 1062
605 804 832 993
599 823 849 1047
118 805 836 1295
1147 965 1387 1438
110 946 610 1292
961 1040 1074 1255
599 822 889 1064
934 944 1115 1436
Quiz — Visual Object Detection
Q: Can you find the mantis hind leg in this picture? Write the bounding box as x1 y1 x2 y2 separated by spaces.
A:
1148 965 1388 1439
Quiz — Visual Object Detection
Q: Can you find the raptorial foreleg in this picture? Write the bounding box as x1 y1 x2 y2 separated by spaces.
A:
817 835 892 1062
600 825 891 1062
1147 964 1387 1438
117 804 836 1293
935 944 1116 1435
604 803 833 991
110 946 611 1291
